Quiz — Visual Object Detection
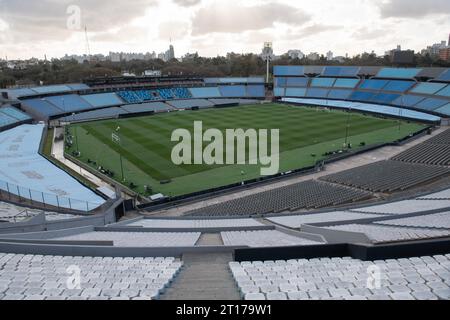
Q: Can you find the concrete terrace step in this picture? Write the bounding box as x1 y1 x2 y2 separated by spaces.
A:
160 253 241 300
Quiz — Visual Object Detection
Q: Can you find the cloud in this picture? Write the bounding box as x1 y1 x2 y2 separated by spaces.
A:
159 21 191 40
191 2 310 35
173 0 201 7
352 27 386 41
377 0 450 18
1 0 158 42
281 24 342 41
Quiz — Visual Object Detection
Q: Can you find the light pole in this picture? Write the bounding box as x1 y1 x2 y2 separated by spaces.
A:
113 125 125 182
344 106 352 147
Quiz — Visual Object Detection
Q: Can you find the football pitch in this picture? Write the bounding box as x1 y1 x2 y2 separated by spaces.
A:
66 104 426 197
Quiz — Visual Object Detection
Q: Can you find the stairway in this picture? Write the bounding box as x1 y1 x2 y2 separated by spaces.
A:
160 252 241 300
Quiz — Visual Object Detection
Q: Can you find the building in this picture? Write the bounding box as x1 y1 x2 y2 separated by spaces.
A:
326 51 334 61
143 70 162 77
439 48 450 61
307 52 320 61
287 50 305 60
385 45 402 57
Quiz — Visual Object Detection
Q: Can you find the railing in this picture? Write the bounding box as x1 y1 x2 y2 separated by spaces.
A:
0 179 104 213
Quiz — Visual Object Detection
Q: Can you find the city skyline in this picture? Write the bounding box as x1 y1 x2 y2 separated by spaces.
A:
0 0 450 60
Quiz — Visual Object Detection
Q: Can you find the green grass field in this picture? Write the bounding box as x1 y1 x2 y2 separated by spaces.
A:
66 104 426 197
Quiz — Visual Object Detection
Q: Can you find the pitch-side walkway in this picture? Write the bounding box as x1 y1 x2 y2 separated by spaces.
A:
150 127 448 216
160 253 241 300
51 127 117 195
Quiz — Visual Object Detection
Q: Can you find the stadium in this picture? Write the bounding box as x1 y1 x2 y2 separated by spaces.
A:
0 64 449 303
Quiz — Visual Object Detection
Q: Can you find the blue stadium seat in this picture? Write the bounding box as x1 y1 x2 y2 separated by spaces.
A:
286 77 309 87
219 85 246 97
246 85 265 97
370 93 401 104
22 98 66 117
45 94 94 112
350 91 376 102
117 91 143 104
0 107 31 122
393 95 425 107
306 88 329 98
189 87 222 98
275 78 287 87
437 69 450 81
274 88 285 97
436 85 450 97
310 78 336 87
157 88 175 100
434 103 450 116
285 88 307 97
334 78 360 88
414 98 449 111
322 66 360 77
383 80 415 92
376 68 422 79
411 82 447 95
327 89 352 100
359 80 388 90
81 93 123 108
274 66 305 76
173 87 192 99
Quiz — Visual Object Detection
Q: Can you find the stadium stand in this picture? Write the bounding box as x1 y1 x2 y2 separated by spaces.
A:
324 224 450 244
304 66 325 75
333 78 360 89
370 93 401 104
246 85 265 97
376 212 450 229
219 85 247 98
267 212 384 229
231 255 450 300
350 91 376 102
31 85 73 95
418 189 450 200
376 68 422 79
221 230 324 247
284 77 309 87
435 104 450 116
383 80 416 93
0 253 182 300
285 88 307 97
0 201 79 223
53 231 201 247
392 129 450 166
273 66 305 76
117 91 142 104
321 160 450 193
326 89 353 100
437 85 450 97
351 199 450 215
172 87 192 99
45 94 93 113
81 93 123 108
204 77 265 84
393 95 426 107
322 66 360 77
359 80 389 91
121 102 174 113
415 98 449 111
311 78 336 88
59 107 127 122
0 107 32 130
21 98 66 119
411 83 448 95
282 98 441 122
306 88 329 98
0 124 105 211
189 87 222 98
185 180 371 217
167 99 214 110
125 218 264 229
274 88 285 97
437 69 450 81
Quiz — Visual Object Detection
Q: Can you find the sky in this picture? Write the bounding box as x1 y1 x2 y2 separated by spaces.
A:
0 0 449 60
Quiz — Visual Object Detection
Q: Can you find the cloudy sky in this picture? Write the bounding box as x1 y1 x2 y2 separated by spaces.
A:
0 0 449 60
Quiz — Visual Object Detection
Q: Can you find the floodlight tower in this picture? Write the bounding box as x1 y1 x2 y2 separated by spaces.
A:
261 42 274 83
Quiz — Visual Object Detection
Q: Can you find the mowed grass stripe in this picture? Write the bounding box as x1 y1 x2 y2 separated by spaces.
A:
68 104 426 195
